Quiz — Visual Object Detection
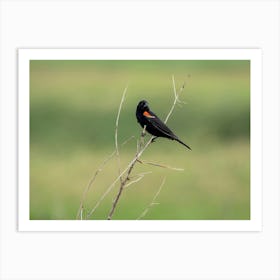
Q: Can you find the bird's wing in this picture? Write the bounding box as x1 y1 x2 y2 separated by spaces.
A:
145 111 176 138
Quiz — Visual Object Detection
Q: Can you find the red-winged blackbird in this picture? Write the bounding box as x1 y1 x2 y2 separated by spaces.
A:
136 100 191 150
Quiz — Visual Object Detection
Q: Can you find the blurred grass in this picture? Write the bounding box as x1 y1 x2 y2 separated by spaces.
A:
30 60 250 220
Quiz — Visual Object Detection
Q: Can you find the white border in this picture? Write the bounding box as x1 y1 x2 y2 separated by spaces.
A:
18 49 262 232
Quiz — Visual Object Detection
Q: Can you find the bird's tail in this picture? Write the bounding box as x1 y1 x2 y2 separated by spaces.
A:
175 138 191 150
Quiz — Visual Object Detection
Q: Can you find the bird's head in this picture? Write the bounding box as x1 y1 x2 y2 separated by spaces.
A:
137 100 149 113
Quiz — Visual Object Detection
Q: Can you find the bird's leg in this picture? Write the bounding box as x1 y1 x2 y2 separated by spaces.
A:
141 125 147 137
140 125 147 148
151 136 158 143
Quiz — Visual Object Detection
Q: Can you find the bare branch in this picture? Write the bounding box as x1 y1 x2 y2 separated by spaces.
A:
164 75 185 123
121 135 135 146
138 160 184 171
123 176 145 189
123 171 153 189
130 171 153 179
115 86 128 183
137 177 166 220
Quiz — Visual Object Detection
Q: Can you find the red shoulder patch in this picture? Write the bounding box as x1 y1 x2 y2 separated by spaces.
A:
143 111 155 118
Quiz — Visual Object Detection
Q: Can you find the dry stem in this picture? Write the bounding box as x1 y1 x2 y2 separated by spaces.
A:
164 75 185 123
115 86 128 183
137 159 184 171
137 177 166 220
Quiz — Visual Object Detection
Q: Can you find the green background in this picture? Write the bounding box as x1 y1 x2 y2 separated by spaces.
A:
30 60 250 220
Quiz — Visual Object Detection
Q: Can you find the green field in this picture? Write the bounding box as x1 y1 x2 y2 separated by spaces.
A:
30 60 250 220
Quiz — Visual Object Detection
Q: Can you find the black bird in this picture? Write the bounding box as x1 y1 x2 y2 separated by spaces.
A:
136 100 191 150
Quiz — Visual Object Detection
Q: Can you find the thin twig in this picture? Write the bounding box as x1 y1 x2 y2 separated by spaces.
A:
123 175 145 189
164 75 185 123
137 177 166 220
115 86 128 183
129 171 153 180
124 171 152 189
138 160 184 171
